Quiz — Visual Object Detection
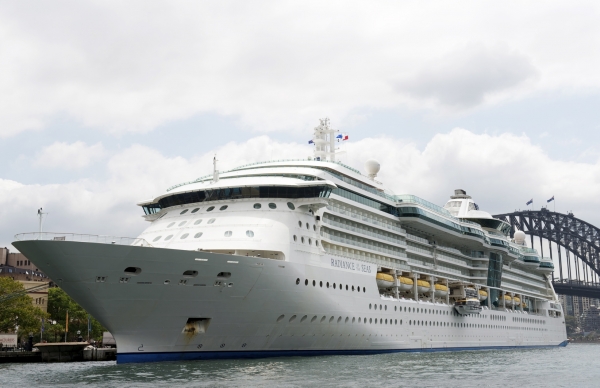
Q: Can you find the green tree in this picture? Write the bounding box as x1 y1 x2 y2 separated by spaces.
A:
0 277 48 340
565 315 578 336
47 287 105 342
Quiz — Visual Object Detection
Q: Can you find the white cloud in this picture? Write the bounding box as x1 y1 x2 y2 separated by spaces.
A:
33 141 105 170
3 130 600 251
0 1 599 136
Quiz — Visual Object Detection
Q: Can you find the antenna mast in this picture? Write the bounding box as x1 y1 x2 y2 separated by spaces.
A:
212 155 219 183
312 118 337 161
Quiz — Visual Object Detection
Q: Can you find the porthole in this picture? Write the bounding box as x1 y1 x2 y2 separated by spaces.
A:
220 205 228 211
315 240 319 247
296 278 300 285
305 279 308 286
167 222 175 228
293 235 297 242
301 237 305 243
224 231 232 237
298 221 302 227
345 284 348 290
153 236 162 242
253 203 262 209
191 208 200 213
320 281 323 287
268 203 276 209
370 318 372 324
352 286 355 291
194 219 202 225
313 280 316 286
165 235 173 240
313 225 316 231
246 230 254 237
180 233 189 239
385 305 387 311
308 238 312 245
374 304 377 310
394 306 397 311
180 209 189 215
178 221 187 226
287 202 295 210
207 218 216 224
206 206 215 212
306 222 309 229
369 304 372 309
194 232 203 238
326 282 330 288
333 283 336 289
363 287 366 293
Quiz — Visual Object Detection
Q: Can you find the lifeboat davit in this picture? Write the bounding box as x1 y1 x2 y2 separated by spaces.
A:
434 283 448 297
398 276 414 291
417 279 431 294
376 272 394 288
478 289 488 302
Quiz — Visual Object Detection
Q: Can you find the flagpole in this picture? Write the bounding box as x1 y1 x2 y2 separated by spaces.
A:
65 309 68 343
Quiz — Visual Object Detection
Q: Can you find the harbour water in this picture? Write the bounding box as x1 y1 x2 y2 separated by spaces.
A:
2 344 599 387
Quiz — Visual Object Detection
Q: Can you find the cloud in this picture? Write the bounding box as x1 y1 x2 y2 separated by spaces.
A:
33 141 105 170
3 130 600 251
396 43 538 108
0 1 599 137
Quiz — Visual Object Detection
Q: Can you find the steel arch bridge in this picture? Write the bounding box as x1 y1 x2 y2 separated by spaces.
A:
494 209 600 299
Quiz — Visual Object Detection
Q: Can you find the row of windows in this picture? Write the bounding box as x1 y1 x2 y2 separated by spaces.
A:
292 235 319 246
166 218 216 228
152 230 255 242
275 314 549 332
35 297 46 305
298 221 317 231
295 278 366 293
513 316 546 325
146 186 332 212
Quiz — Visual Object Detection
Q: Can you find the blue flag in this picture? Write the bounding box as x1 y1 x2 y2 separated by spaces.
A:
526 199 533 205
547 196 554 203
308 140 314 144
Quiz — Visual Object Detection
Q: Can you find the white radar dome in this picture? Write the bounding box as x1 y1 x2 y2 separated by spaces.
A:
514 230 526 245
365 159 381 179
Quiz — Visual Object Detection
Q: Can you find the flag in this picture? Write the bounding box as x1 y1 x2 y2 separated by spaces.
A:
336 134 343 139
308 139 314 144
342 134 349 141
526 199 533 205
547 196 554 203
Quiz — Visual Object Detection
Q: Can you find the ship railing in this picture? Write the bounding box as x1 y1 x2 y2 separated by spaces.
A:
14 232 154 247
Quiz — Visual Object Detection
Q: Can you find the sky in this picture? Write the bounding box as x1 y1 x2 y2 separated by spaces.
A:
1 1 600 250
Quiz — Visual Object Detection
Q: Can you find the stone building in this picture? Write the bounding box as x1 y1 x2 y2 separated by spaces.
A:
0 247 51 313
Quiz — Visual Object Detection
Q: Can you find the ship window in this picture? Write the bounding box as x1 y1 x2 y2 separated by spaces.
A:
296 278 300 285
220 205 228 211
253 203 261 209
352 286 355 291
180 209 189 215
369 304 372 309
180 233 189 239
308 238 312 245
293 235 297 242
165 235 173 240
306 222 309 229
179 221 187 226
167 222 175 228
269 203 277 209
194 219 202 225
207 206 215 212
363 287 366 293
345 284 348 290
287 202 295 210
374 304 377 310
191 208 200 213
224 231 232 237
305 279 308 286
153 236 162 242
194 232 203 238
313 280 316 286
333 283 336 289
298 221 302 227
313 225 316 231
301 237 305 243
246 230 254 237
326 282 330 288
208 218 216 224
183 270 198 277
320 281 323 287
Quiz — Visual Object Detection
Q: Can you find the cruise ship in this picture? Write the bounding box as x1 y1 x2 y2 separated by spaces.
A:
13 119 567 363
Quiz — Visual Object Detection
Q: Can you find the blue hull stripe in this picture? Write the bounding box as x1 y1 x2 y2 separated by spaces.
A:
118 340 569 364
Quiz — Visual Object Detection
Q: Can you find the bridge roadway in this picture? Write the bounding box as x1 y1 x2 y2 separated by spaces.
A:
552 281 600 299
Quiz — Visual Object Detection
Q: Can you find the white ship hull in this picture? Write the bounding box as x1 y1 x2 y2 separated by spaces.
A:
14 240 568 364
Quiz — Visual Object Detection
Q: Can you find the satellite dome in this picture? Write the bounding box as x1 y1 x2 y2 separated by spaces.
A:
365 159 380 179
514 230 526 245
